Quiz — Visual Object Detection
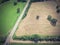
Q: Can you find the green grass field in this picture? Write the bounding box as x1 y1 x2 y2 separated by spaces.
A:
0 1 26 37
10 43 60 45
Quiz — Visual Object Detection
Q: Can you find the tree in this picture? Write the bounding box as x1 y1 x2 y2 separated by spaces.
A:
14 2 17 6
47 15 52 21
47 15 58 26
50 18 57 26
17 0 27 2
56 5 60 13
1 0 10 3
31 34 40 43
17 8 20 13
36 16 39 20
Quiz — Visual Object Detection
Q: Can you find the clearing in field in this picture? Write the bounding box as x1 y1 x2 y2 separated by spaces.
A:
15 1 60 36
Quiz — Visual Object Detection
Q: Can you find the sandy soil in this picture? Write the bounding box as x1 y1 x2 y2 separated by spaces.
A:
15 1 60 36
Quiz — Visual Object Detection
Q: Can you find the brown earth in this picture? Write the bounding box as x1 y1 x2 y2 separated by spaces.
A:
15 1 60 36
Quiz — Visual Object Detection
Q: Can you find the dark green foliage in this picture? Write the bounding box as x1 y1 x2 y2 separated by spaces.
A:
22 1 31 19
51 19 57 24
22 12 27 19
14 2 17 6
47 15 52 21
30 34 40 40
30 34 40 43
13 34 60 42
31 0 44 2
17 0 27 2
50 18 57 26
17 8 20 13
1 0 9 3
20 0 27 2
13 35 31 41
16 36 29 40
0 36 6 44
47 15 57 26
13 34 40 43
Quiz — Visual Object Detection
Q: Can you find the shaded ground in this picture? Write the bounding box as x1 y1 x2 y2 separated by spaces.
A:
15 1 60 36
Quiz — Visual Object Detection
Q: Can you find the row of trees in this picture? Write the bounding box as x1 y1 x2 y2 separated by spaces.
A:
17 0 27 2
13 34 60 43
30 0 44 2
0 0 27 4
0 0 9 4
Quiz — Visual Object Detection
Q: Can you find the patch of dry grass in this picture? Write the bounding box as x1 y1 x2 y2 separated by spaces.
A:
15 1 60 36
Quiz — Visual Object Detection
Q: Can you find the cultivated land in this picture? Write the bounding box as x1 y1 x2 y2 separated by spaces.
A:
0 1 26 38
15 1 60 36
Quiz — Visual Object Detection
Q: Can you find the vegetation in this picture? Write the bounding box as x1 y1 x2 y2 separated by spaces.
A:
47 15 52 21
50 18 57 26
20 0 27 2
30 0 44 2
36 16 39 20
1 0 10 3
17 8 20 13
22 1 31 20
13 34 60 43
0 1 26 44
0 0 3 4
17 0 20 2
10 43 60 45
56 5 60 13
47 15 57 26
14 2 17 6
17 0 27 2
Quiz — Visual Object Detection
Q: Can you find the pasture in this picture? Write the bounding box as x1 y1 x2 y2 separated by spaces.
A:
0 0 26 44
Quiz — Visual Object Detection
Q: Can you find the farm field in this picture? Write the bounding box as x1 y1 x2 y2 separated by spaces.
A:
15 1 60 36
10 43 60 45
0 0 26 39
